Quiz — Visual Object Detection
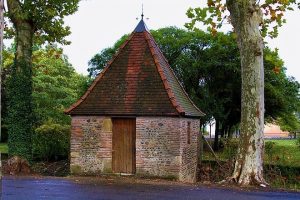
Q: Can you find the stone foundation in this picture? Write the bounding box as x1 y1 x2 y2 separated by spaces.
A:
70 116 199 183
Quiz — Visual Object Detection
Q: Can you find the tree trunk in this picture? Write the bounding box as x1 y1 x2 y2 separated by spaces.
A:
220 125 225 138
213 120 220 151
7 0 34 162
209 123 212 139
227 0 266 186
228 125 233 138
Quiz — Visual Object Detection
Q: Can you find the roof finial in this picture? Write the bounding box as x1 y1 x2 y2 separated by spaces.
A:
141 4 144 20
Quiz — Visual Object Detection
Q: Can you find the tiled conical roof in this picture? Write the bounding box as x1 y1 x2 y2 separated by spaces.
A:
65 19 204 117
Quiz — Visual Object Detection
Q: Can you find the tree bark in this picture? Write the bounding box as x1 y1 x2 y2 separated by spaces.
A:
7 0 34 162
227 0 266 186
228 125 233 138
213 120 220 150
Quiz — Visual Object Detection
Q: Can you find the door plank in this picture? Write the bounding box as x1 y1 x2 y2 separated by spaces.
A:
112 118 136 174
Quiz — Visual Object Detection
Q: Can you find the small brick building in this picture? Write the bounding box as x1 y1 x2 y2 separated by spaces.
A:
65 18 204 183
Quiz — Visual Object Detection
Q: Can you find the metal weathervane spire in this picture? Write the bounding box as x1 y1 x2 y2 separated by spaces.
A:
136 4 149 22
134 4 149 32
141 4 144 20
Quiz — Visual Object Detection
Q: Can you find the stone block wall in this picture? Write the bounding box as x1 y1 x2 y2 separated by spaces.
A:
70 116 112 174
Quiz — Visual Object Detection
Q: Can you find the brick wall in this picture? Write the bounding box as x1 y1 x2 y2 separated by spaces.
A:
70 116 200 183
179 118 200 183
70 116 112 174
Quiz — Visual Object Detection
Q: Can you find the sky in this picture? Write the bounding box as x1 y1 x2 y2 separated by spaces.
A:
62 0 300 82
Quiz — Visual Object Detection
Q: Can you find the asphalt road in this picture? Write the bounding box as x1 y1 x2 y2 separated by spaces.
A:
1 176 299 200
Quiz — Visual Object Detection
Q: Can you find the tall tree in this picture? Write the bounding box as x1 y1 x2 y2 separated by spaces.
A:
87 34 129 78
2 45 90 139
5 0 79 161
31 46 90 125
186 0 300 186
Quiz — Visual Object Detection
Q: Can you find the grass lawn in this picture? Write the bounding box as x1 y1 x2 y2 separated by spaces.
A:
265 139 300 167
203 139 299 167
0 143 8 154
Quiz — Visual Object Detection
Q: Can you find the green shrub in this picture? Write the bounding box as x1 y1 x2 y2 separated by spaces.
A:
296 136 300 148
222 139 239 160
202 130 209 136
0 143 8 154
32 122 70 161
265 141 276 154
265 141 276 163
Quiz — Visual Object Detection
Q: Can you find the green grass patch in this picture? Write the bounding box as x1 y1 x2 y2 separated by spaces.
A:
265 139 300 167
202 139 239 162
203 139 300 167
0 143 8 154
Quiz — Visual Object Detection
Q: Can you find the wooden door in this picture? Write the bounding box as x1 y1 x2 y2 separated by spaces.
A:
112 118 136 174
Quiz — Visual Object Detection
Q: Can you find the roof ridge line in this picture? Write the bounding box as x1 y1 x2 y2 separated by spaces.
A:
145 32 205 116
143 31 185 115
64 33 135 114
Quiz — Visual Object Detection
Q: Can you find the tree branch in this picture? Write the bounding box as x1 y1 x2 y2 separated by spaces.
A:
7 0 25 24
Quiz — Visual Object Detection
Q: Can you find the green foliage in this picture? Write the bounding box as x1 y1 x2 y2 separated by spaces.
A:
87 34 129 77
0 143 8 154
3 45 90 127
32 122 70 161
264 139 300 189
2 45 90 161
265 164 300 190
277 114 300 133
204 139 300 167
32 45 90 125
1 55 10 142
185 0 299 39
5 0 79 162
264 48 300 131
6 59 34 162
264 139 300 167
297 136 300 147
220 139 239 160
265 49 300 113
5 0 79 45
265 141 276 161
